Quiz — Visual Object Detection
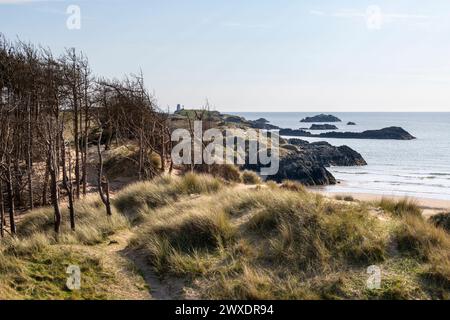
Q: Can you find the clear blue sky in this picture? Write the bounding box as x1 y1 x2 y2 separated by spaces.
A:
2 0 450 112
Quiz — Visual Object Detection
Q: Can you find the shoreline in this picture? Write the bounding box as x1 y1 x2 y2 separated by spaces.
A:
312 189 450 217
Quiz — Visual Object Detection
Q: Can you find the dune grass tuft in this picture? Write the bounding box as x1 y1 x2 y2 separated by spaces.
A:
241 170 261 185
280 180 307 193
379 197 422 217
114 173 222 216
394 214 450 292
131 204 234 276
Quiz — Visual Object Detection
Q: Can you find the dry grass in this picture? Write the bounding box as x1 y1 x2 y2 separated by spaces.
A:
394 215 450 291
114 173 222 216
104 144 161 179
241 170 261 185
0 237 121 300
18 195 129 245
130 185 395 299
334 195 355 202
280 180 307 193
379 197 422 217
2 173 450 300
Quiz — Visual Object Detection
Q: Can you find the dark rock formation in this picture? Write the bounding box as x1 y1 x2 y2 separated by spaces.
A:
280 126 415 140
319 127 416 140
309 124 338 130
294 141 367 167
347 122 356 125
287 138 310 147
300 114 342 123
243 140 366 186
250 121 280 130
248 118 280 130
271 153 337 185
279 128 312 137
224 115 247 123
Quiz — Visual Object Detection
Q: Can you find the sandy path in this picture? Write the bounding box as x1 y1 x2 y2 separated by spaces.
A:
71 228 190 300
103 230 185 300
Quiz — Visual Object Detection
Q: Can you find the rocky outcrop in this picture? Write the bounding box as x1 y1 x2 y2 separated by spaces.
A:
280 126 415 140
243 139 366 186
270 152 337 185
250 121 280 130
279 128 312 136
224 115 247 123
287 138 310 147
300 114 342 123
294 140 367 167
255 118 270 123
319 127 416 140
309 124 338 130
347 122 356 125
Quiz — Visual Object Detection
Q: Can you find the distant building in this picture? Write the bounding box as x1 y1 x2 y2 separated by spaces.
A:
175 104 185 113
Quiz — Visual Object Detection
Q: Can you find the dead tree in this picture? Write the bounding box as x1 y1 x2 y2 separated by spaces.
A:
96 125 112 216
0 179 4 238
60 122 75 231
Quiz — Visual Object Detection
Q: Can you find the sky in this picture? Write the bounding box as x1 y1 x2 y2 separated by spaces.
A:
1 0 450 112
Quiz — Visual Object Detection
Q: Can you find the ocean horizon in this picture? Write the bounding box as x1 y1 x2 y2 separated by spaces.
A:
231 112 450 201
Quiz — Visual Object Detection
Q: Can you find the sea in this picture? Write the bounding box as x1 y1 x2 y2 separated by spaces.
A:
231 112 450 200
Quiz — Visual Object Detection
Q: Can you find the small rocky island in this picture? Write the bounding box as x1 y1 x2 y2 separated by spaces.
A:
300 114 342 123
279 126 416 140
347 122 356 125
309 124 338 130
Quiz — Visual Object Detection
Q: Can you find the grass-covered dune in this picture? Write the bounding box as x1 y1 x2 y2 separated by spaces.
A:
1 174 449 300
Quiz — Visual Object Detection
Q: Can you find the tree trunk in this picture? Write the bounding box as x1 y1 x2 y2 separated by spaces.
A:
6 163 16 235
49 154 61 234
97 131 112 216
0 179 4 238
27 101 34 210
42 162 49 206
82 107 88 196
61 138 75 231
